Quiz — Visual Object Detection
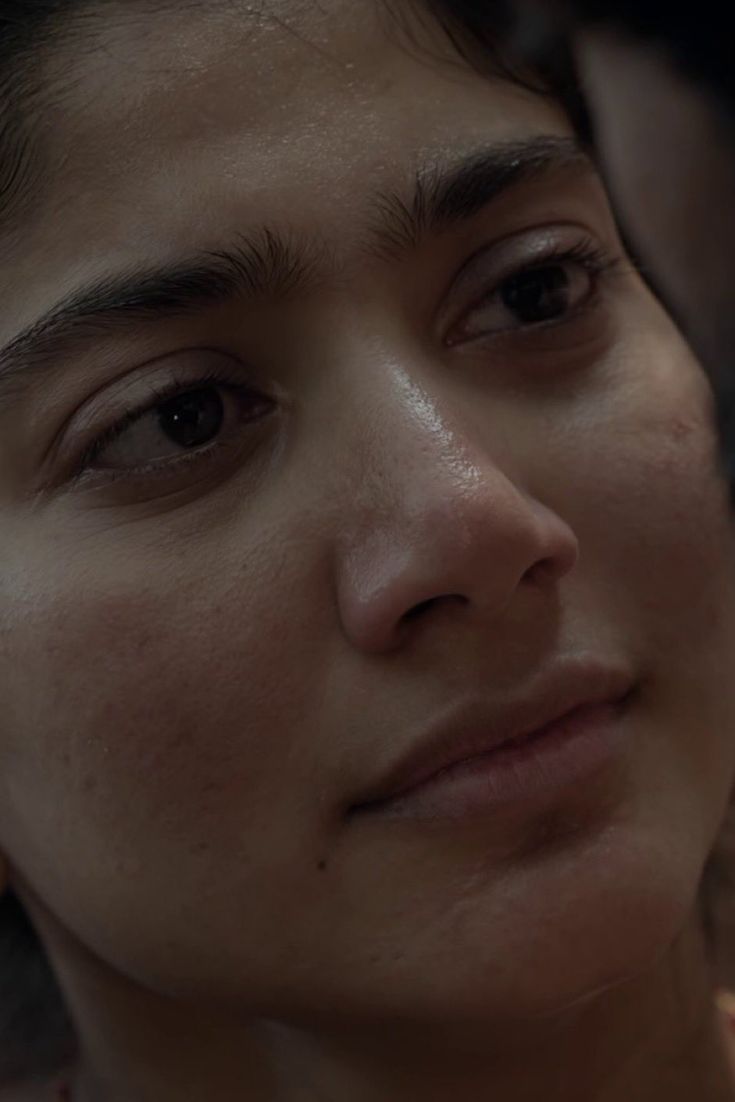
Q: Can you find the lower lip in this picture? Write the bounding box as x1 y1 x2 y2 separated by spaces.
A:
359 699 631 820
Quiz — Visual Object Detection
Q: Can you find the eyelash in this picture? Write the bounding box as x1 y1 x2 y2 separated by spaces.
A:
540 238 616 273
554 239 621 280
443 235 623 351
68 238 621 487
480 238 620 312
70 368 262 486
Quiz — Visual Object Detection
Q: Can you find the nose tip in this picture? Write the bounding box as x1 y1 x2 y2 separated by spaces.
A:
336 483 579 655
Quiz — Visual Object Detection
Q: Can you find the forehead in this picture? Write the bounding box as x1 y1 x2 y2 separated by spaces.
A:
6 0 571 330
42 0 569 205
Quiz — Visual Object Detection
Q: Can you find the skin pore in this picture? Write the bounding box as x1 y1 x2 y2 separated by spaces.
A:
3 1 735 1099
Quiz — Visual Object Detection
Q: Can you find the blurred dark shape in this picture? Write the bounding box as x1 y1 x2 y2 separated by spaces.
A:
553 1 735 104
0 891 76 1085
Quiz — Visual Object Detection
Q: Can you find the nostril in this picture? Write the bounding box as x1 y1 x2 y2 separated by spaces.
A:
523 556 567 586
401 594 466 624
402 598 437 624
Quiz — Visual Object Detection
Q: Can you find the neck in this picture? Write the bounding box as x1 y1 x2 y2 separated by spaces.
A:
50 919 735 1102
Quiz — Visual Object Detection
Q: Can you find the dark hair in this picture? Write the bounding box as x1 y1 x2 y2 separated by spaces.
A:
430 0 735 135
0 893 77 1082
557 0 735 106
0 1 81 232
409 0 591 142
0 0 195 232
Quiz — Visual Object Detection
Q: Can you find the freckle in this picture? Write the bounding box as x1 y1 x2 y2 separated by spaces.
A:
81 775 98 793
317 860 327 872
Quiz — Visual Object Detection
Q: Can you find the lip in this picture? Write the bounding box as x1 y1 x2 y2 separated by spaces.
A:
350 659 636 818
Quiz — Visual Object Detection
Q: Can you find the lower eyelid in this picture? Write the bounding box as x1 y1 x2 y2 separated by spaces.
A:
71 383 272 486
448 264 607 345
73 433 229 490
70 417 268 494
462 300 621 372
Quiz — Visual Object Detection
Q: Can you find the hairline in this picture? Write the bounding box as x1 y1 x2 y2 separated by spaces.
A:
0 0 222 240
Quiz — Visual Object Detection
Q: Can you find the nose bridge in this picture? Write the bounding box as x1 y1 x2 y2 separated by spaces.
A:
339 364 486 521
328 362 579 653
340 374 526 576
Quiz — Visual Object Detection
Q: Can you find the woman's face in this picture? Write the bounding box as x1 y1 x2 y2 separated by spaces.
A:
2 0 735 1032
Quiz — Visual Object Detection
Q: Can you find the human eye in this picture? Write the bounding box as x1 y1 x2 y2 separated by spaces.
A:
446 229 622 346
63 362 275 490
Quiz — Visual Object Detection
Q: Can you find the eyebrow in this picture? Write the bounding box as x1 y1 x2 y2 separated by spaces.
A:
0 135 588 402
369 135 588 256
0 228 315 402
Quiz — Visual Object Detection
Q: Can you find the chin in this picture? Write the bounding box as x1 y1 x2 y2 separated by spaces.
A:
348 820 708 1030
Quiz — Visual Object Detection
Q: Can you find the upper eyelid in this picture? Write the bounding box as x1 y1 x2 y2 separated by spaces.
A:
476 242 617 297
440 228 616 334
59 352 246 428
454 225 611 287
82 374 246 462
39 355 251 481
63 380 267 491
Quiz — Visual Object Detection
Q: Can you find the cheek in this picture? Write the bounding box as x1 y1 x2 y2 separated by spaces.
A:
554 346 735 814
553 324 732 601
0 523 331 926
599 406 731 613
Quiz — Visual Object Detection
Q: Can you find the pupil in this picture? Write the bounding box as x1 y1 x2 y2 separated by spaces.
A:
158 387 224 448
502 266 570 323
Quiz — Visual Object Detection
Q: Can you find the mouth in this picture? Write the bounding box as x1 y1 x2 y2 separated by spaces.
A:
350 661 637 821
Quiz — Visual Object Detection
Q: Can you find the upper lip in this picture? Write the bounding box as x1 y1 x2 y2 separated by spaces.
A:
350 659 636 811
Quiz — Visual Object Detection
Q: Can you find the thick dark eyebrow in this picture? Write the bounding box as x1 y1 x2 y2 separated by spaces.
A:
0 228 315 402
0 136 589 403
369 136 589 257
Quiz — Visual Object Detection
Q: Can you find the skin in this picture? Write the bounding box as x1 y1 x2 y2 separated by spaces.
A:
2 1 735 1098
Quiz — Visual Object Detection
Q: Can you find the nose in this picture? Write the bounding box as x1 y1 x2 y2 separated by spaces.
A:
334 389 579 655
